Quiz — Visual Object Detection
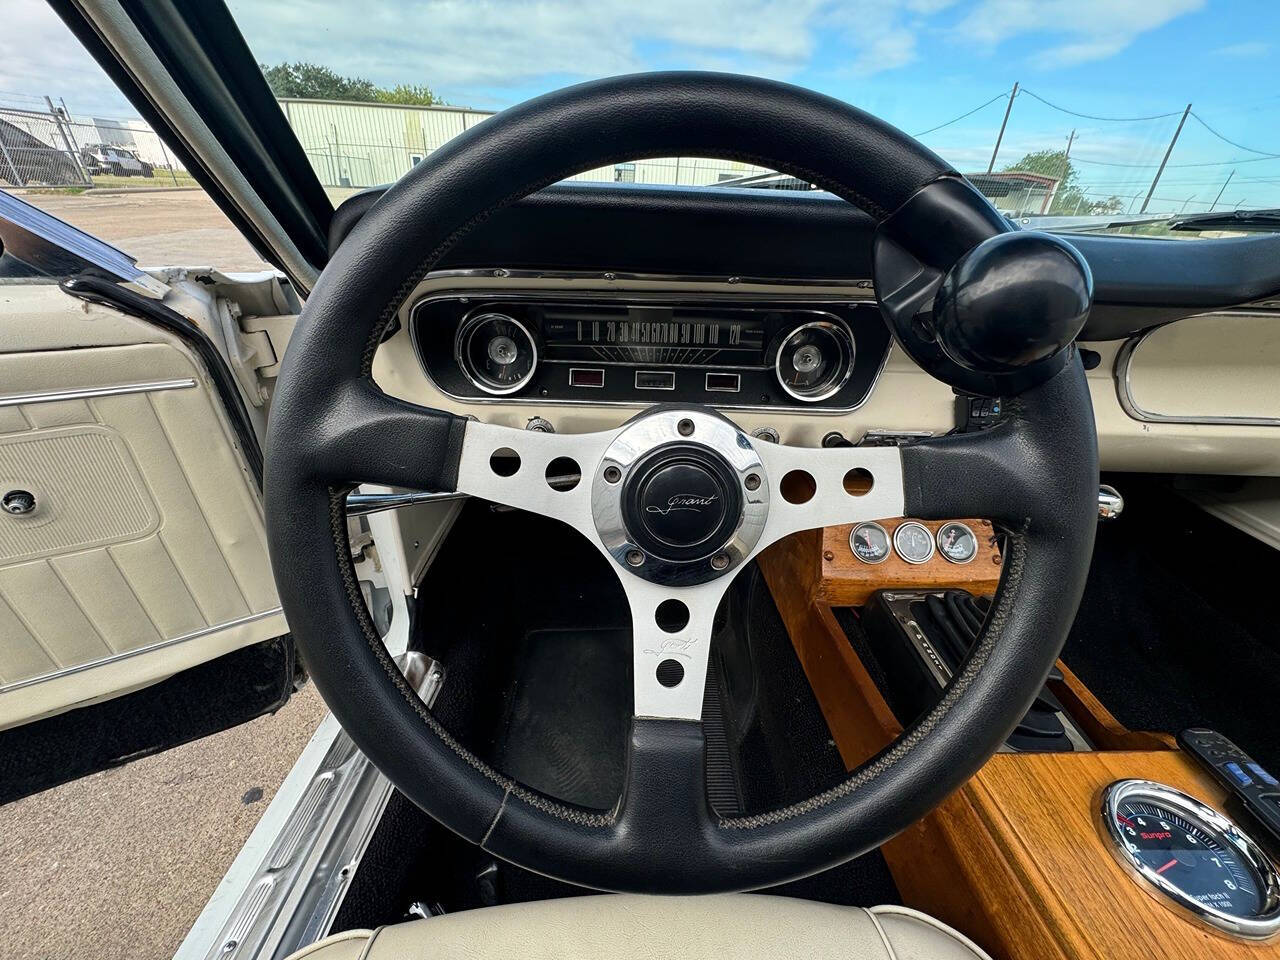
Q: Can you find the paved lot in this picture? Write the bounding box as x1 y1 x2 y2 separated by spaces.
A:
3 187 326 959
17 188 275 272
0 686 328 960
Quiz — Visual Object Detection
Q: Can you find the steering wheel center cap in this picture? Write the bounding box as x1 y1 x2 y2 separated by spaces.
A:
591 408 769 586
624 446 742 562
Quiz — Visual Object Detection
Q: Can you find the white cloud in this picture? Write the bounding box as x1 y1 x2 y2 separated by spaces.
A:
0 0 1211 123
953 0 1204 67
1212 41 1270 58
0 0 135 116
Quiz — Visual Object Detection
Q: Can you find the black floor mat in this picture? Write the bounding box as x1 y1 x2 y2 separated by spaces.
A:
497 627 631 810
1063 477 1280 771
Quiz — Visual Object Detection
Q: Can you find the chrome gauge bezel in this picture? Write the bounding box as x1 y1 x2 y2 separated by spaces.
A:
849 521 891 564
892 520 935 564
1099 779 1280 940
453 310 539 396
772 319 856 403
936 521 978 564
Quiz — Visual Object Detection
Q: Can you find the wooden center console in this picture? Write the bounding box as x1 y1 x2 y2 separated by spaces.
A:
758 526 1280 959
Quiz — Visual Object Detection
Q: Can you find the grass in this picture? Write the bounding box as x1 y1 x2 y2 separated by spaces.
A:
89 170 201 189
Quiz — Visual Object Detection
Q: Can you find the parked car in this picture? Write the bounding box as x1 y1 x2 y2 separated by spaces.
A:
78 142 153 177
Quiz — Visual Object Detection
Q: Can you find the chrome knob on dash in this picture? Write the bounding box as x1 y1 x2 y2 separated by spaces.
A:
1098 484 1124 521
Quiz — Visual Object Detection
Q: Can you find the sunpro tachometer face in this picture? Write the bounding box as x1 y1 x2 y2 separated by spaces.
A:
1101 780 1280 940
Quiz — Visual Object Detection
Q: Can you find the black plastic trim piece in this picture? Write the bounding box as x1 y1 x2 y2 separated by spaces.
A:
60 274 265 488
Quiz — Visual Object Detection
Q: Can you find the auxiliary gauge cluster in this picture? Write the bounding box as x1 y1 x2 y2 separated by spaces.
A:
850 520 979 565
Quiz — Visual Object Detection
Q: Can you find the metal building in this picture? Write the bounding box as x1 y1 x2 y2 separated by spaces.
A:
276 97 771 190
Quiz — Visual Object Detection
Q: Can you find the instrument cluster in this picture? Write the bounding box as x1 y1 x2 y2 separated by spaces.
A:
411 294 892 411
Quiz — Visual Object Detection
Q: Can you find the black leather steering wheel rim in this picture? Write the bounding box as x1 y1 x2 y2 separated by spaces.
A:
265 71 1099 893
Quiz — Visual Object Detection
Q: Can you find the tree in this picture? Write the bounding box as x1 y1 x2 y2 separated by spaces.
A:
260 62 378 101
260 62 440 106
374 84 439 107
1002 148 1118 215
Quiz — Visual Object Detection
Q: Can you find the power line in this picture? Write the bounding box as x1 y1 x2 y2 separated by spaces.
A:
912 92 1008 137
1189 112 1280 158
1018 88 1183 123
1074 153 1280 170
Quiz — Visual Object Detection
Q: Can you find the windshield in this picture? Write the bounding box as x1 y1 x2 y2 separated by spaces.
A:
219 0 1279 233
7 1 1279 243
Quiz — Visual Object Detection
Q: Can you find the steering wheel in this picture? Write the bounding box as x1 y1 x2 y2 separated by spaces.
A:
265 72 1098 894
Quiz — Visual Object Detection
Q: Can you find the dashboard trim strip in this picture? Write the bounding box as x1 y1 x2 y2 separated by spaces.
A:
406 272 889 416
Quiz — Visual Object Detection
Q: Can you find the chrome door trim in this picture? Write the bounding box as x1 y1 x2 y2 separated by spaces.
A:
0 606 283 694
183 651 444 960
1115 318 1280 427
0 378 197 408
405 273 889 416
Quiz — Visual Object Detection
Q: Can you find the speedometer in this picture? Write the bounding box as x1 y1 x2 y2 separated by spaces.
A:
1101 779 1280 939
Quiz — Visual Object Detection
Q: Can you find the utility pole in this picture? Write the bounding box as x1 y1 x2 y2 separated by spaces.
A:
987 81 1019 173
1140 103 1191 214
1210 169 1235 211
1045 128 1075 214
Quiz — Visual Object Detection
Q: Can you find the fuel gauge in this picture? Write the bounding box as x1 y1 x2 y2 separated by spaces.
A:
893 521 936 564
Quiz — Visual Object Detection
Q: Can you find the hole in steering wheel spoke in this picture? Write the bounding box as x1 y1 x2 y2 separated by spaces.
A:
843 468 874 496
656 659 684 688
545 456 580 491
489 447 521 477
655 599 690 633
780 469 816 504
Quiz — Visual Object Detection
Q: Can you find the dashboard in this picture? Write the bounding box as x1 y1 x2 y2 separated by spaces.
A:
334 182 1280 481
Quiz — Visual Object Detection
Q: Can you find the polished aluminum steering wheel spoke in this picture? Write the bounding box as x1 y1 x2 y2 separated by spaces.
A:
451 409 910 722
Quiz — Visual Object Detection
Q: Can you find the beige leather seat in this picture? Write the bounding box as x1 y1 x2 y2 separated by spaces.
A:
287 894 992 960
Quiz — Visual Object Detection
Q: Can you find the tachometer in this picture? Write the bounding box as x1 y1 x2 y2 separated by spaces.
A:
1101 779 1280 939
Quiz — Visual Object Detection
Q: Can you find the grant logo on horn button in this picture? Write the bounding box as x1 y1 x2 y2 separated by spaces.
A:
623 445 742 563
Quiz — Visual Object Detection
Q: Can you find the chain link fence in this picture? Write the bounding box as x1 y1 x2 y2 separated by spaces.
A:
0 98 190 189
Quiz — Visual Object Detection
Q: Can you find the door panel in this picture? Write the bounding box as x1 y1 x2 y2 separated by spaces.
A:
0 285 285 730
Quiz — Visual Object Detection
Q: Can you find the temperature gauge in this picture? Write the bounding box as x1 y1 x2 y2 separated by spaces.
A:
850 522 890 564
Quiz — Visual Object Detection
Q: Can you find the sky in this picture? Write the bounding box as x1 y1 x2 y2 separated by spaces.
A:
4 0 1279 211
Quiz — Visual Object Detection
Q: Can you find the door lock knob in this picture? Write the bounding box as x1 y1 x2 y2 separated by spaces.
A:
2 490 36 515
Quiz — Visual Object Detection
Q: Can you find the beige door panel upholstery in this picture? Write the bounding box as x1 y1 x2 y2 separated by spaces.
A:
291 896 992 960
0 286 283 730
